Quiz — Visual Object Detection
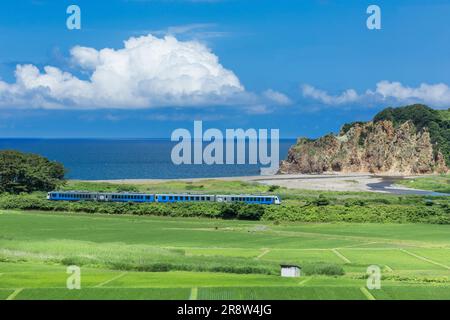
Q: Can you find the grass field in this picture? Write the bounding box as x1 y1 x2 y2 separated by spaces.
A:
397 174 450 194
1 210 449 300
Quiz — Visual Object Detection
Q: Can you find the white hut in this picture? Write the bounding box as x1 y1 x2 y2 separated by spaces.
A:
280 265 301 277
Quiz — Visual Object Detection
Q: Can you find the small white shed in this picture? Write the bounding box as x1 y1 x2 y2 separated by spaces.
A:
280 265 301 277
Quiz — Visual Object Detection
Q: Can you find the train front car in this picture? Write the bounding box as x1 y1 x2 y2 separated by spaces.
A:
274 196 281 205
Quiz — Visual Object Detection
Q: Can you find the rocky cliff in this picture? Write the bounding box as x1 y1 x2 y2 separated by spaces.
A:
279 120 448 175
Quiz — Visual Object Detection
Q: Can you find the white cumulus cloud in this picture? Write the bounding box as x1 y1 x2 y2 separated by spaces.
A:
373 81 450 107
302 81 450 108
0 34 246 109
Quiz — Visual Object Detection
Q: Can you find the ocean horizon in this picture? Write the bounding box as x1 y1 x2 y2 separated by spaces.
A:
0 138 296 180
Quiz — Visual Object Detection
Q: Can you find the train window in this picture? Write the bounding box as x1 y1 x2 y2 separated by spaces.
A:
169 196 173 200
201 197 205 201
195 197 199 201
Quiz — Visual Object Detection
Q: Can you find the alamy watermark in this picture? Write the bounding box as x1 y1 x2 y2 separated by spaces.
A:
171 121 279 175
66 5 81 30
367 5 381 30
66 265 81 290
366 265 381 290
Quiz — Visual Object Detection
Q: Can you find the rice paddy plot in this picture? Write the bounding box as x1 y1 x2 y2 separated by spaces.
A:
13 288 191 300
372 285 450 300
198 286 367 300
261 249 344 264
339 249 447 271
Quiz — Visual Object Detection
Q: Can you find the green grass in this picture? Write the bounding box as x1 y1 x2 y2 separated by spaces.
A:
0 289 14 300
15 288 191 300
1 210 450 300
397 174 450 194
373 285 450 300
197 286 367 300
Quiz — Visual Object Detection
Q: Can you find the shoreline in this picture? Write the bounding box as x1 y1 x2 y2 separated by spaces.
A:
78 173 425 193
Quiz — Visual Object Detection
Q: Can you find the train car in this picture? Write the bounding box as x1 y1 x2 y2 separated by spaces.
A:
105 193 154 203
216 195 280 205
47 191 97 201
47 191 281 205
155 194 216 203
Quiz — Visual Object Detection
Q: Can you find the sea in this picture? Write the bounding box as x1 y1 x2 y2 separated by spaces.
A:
0 139 296 180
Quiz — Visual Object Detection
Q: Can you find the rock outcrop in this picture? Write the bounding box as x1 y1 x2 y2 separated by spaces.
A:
279 120 448 175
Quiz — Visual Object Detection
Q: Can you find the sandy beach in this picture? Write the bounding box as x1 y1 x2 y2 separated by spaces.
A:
88 173 396 192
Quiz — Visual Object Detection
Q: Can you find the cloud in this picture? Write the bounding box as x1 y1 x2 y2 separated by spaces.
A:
373 81 450 107
302 81 450 108
139 23 231 42
0 34 246 109
262 89 292 105
301 84 359 105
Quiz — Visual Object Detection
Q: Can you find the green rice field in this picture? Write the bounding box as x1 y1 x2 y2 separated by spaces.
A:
1 210 449 300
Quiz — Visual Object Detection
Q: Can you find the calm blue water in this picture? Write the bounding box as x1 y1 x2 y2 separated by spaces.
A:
0 139 295 180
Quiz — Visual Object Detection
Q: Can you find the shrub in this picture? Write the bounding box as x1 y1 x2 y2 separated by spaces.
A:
237 204 265 220
314 194 330 206
302 262 345 276
268 185 280 192
116 185 139 193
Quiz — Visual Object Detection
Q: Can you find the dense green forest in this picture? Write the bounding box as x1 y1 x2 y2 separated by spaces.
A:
0 150 66 193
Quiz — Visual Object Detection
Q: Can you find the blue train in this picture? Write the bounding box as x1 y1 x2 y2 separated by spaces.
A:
47 191 281 205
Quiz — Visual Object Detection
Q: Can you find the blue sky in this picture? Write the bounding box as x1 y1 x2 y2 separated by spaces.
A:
1 0 450 138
